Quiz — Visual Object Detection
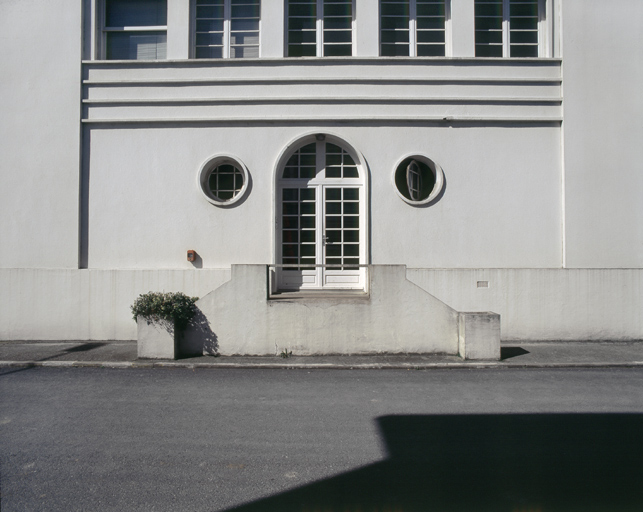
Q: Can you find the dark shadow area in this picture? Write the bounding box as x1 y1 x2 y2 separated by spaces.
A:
79 127 91 268
226 413 643 512
0 366 38 377
189 251 203 269
63 342 108 353
0 342 110 376
179 308 218 358
501 346 530 360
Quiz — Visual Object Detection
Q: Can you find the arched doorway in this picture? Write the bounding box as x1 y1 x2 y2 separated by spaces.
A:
275 134 368 290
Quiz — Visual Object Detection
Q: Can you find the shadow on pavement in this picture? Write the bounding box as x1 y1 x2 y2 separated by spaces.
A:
62 342 108 353
501 346 530 360
226 413 643 512
0 342 109 376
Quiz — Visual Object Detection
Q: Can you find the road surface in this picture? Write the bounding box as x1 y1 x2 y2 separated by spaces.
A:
1 366 642 511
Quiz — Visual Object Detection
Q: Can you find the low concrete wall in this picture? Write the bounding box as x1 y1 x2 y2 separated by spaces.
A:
186 265 461 356
407 268 643 341
0 269 230 340
2 267 640 343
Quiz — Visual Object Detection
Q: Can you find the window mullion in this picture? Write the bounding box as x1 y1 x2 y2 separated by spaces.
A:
539 0 546 57
317 186 323 267
101 0 107 59
316 140 325 179
351 0 356 56
224 0 231 58
444 0 452 57
317 0 323 56
502 0 509 57
409 0 417 57
316 141 325 267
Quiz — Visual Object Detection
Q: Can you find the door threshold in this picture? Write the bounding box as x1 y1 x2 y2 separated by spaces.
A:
269 289 370 301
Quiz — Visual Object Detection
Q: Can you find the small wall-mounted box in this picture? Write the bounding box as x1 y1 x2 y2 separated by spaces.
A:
187 250 197 262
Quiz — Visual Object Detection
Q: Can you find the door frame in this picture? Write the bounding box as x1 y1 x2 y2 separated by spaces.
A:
272 132 370 291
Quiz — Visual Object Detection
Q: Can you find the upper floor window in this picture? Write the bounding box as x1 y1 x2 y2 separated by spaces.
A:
380 0 448 57
195 0 261 58
287 0 354 57
475 0 542 57
104 0 167 60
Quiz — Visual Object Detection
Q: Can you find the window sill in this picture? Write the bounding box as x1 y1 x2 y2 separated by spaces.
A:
82 56 562 65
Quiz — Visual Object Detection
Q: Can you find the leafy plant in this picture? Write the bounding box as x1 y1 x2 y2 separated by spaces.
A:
280 348 293 359
131 292 199 328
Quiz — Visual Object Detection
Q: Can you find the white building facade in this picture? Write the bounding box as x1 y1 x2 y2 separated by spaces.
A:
1 0 642 345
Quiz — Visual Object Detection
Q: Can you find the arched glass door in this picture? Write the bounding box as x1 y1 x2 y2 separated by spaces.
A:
277 137 366 290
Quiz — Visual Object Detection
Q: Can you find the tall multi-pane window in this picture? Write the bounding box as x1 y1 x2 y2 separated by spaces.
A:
380 0 447 57
475 0 541 57
277 137 365 291
104 0 167 60
194 0 260 58
287 0 353 57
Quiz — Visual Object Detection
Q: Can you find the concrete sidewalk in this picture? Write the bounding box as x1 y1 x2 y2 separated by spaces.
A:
1 340 643 369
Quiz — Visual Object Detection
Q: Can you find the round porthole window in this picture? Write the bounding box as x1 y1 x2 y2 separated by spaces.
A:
393 155 444 206
198 155 249 206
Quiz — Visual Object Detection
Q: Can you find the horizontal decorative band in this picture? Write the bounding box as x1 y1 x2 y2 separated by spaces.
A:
82 116 563 125
82 57 562 66
83 77 561 86
83 97 562 105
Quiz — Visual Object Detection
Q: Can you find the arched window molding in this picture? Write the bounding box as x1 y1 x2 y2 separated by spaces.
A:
273 133 369 290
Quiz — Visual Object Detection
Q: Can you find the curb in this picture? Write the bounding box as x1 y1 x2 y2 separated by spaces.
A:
1 360 643 370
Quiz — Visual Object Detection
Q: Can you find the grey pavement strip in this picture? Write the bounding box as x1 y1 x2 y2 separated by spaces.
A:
1 360 643 370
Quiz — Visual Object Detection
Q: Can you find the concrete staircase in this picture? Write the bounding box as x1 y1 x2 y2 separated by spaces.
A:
183 264 499 359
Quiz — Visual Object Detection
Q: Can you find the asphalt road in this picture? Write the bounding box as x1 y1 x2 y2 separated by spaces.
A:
1 367 642 511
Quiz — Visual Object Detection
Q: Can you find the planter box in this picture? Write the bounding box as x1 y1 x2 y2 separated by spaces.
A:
137 317 179 359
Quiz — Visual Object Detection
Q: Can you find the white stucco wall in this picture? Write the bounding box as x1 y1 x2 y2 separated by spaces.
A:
84 124 561 269
0 0 82 269
562 0 643 268
81 57 562 269
366 125 562 268
1 0 641 343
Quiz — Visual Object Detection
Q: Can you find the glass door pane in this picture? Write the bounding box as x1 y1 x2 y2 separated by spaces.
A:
324 187 360 271
282 187 317 271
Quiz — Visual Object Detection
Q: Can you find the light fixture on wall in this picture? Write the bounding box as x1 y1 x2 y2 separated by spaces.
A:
187 250 196 262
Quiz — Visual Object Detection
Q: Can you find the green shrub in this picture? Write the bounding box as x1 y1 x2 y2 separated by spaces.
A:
131 292 199 328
